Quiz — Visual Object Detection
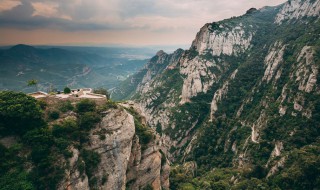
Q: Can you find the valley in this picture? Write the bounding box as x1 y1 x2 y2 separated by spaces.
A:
0 0 320 189
0 44 157 93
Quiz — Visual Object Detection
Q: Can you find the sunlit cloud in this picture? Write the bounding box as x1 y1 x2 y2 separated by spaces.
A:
0 0 21 12
31 1 71 20
0 0 287 46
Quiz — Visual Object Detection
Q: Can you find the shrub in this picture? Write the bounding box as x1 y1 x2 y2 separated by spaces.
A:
63 87 71 94
93 88 109 99
48 110 60 120
78 112 101 130
81 149 101 187
37 100 47 110
142 184 154 190
0 91 44 135
52 118 78 139
76 99 96 113
58 100 74 112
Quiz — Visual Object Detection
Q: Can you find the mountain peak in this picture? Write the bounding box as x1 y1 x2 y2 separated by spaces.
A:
246 7 258 14
156 50 166 56
9 44 37 54
10 44 35 50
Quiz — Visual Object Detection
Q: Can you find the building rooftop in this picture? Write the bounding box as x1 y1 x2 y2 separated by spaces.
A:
28 88 107 99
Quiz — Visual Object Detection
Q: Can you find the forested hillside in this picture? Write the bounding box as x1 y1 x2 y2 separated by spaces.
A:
116 0 320 189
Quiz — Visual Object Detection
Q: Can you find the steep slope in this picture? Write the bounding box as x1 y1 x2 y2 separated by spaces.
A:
112 49 183 100
124 4 282 160
117 0 320 189
0 92 169 190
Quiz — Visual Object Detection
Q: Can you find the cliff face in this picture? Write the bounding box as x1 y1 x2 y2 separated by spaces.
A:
58 107 169 190
275 0 320 24
180 21 256 104
128 4 282 161
191 23 254 56
112 49 183 100
1 1 319 189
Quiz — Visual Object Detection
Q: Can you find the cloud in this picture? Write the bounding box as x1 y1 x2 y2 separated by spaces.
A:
31 1 71 20
0 0 21 12
0 0 131 31
0 0 287 45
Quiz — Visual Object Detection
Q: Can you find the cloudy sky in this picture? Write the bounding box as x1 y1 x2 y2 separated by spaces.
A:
0 0 287 46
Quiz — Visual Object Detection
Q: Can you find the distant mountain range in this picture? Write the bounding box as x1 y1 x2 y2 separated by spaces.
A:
0 44 150 92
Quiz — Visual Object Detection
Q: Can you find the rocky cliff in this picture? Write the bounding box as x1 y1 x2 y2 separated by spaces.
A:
116 0 320 189
0 94 169 190
57 105 169 190
2 0 319 189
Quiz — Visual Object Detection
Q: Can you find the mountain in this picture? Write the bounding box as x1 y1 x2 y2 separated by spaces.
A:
115 0 320 189
1 0 319 189
0 45 147 92
111 49 184 100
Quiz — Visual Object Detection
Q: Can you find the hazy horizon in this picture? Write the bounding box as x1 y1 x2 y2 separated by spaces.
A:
0 0 287 46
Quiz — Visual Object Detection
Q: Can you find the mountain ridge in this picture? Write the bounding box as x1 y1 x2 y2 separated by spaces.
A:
0 0 319 189
0 44 147 92
115 0 320 189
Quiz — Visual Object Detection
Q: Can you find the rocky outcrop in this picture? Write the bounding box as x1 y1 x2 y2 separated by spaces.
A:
295 46 318 92
210 69 238 121
180 55 219 104
137 49 183 94
275 0 320 24
126 136 170 190
57 107 169 190
179 22 254 103
267 156 287 177
191 23 254 56
0 136 18 148
87 108 135 190
271 141 284 158
176 16 259 105
58 147 90 190
262 41 286 83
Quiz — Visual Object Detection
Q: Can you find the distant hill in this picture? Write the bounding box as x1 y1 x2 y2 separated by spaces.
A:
0 44 147 92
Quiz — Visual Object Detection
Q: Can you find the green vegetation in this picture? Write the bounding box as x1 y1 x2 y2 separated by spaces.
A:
169 11 320 190
112 49 184 100
76 99 96 113
116 5 320 190
93 88 110 99
171 142 320 190
47 109 60 120
0 91 113 189
81 149 101 187
0 91 44 135
142 184 154 190
57 100 74 112
124 106 154 150
63 87 71 94
27 79 38 87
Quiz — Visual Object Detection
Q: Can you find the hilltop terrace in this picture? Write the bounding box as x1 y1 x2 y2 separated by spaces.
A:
28 88 107 99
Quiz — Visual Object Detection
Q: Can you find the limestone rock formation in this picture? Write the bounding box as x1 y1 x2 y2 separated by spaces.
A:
275 0 320 24
57 107 169 190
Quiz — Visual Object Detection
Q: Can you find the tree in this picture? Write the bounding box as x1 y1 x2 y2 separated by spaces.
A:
27 79 38 91
76 99 96 113
63 87 71 94
0 91 44 135
93 88 110 99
